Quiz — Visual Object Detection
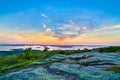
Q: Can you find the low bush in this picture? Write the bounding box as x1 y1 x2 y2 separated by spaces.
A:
97 46 120 53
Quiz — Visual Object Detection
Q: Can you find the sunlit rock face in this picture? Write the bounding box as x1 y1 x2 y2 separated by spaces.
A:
0 52 120 80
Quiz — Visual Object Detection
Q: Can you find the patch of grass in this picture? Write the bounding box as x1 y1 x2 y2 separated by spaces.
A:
0 62 30 73
105 66 120 73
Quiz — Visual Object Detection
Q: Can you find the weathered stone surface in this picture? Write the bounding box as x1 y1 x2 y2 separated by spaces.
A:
63 59 78 64
0 52 120 80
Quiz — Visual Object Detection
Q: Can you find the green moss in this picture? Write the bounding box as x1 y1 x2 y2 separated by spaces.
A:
105 66 120 73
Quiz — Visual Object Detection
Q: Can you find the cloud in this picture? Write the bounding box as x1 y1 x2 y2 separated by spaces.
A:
67 20 74 25
44 27 55 36
15 27 21 30
51 23 120 40
42 24 47 29
100 24 120 30
82 27 88 30
85 24 120 33
40 13 48 18
56 22 90 40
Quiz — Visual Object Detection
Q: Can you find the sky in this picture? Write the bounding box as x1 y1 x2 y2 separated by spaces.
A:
0 0 120 45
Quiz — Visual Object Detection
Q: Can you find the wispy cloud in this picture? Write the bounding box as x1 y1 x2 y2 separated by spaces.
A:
42 24 47 29
40 13 48 18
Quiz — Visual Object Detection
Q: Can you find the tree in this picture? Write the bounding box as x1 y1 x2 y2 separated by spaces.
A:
43 46 49 52
24 47 32 59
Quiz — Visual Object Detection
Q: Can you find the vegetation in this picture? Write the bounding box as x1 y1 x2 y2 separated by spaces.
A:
96 46 120 53
105 66 120 73
74 48 90 53
0 46 120 74
43 46 49 52
0 48 90 74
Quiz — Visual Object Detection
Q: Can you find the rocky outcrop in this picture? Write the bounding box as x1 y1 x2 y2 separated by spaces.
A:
0 52 120 80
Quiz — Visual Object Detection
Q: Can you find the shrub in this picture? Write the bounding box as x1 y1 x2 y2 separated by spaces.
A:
0 56 4 66
97 46 120 52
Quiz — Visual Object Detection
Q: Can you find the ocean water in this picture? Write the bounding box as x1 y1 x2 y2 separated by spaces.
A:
0 44 107 51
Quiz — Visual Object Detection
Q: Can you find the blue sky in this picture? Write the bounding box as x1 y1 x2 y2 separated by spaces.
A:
0 0 120 16
0 0 120 44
